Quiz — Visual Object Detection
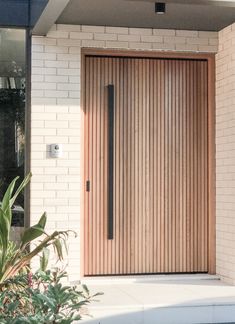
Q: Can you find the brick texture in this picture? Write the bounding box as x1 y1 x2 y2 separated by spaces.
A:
31 24 218 281
216 22 235 285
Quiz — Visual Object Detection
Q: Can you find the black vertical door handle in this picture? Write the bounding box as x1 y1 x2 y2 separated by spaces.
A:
107 84 114 240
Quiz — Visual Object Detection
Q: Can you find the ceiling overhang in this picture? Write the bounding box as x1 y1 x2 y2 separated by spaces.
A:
32 0 70 35
32 0 235 34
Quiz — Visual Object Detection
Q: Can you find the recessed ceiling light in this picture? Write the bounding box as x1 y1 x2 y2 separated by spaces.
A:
155 2 166 15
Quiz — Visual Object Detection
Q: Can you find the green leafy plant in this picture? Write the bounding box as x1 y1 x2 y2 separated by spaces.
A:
0 174 73 289
0 174 103 323
0 269 102 323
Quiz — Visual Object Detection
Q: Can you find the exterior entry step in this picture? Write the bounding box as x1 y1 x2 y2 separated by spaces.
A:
78 277 235 324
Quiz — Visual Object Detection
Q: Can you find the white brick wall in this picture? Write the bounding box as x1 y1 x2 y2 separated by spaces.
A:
216 22 235 285
31 24 218 281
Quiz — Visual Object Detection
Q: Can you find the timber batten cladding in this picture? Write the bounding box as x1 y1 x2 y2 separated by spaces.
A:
82 50 215 276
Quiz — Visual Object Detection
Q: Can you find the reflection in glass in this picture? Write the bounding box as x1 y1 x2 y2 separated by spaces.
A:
0 29 26 227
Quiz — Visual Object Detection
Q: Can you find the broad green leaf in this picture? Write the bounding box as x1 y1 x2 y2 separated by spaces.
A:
1 177 19 212
0 207 11 252
38 211 46 228
20 213 47 247
82 284 90 296
0 178 18 243
0 174 32 249
7 300 19 312
33 293 56 310
53 238 64 261
40 248 50 272
10 173 32 208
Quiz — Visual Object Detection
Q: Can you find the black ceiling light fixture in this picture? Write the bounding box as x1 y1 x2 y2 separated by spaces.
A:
155 2 166 15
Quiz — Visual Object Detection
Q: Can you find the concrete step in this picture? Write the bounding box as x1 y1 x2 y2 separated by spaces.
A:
79 276 235 324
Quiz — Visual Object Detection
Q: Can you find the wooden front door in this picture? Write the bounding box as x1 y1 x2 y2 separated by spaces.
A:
84 55 209 276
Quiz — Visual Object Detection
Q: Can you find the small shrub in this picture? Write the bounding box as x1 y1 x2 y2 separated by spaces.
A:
0 174 73 289
0 174 103 323
0 269 102 323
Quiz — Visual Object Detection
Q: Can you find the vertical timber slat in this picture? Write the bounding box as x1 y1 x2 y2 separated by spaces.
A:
84 55 211 276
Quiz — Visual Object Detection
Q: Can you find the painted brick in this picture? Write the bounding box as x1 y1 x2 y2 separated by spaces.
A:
199 31 218 38
164 36 186 44
31 98 54 105
69 91 80 98
216 23 235 285
31 112 56 121
44 90 68 98
141 35 163 43
32 44 44 52
105 26 128 34
32 52 56 60
198 45 218 52
45 121 68 128
57 68 80 76
57 83 78 91
94 33 117 41
81 39 106 47
175 44 198 51
210 38 219 46
68 47 81 55
32 75 44 82
45 75 68 83
45 45 68 53
70 32 93 40
47 31 69 39
69 76 80 83
31 120 44 128
129 42 152 49
44 136 69 144
186 37 208 45
57 53 79 61
44 60 69 68
44 168 68 175
129 28 152 35
69 61 80 69
32 37 57 46
82 25 105 33
32 67 56 75
32 60 44 67
152 42 175 50
57 39 81 46
153 29 175 36
32 82 56 90
118 34 140 42
176 30 198 37
105 41 129 48
31 90 44 98
57 24 81 32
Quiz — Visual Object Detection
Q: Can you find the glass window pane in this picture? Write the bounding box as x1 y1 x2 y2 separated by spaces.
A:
0 28 26 227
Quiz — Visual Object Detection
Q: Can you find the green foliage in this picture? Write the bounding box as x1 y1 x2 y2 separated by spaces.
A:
0 174 75 288
40 248 50 272
0 269 102 324
0 174 103 323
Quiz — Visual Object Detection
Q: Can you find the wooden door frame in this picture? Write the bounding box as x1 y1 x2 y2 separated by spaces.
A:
80 48 216 277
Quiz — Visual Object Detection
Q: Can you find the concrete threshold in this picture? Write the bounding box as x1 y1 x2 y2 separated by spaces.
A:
81 273 220 285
